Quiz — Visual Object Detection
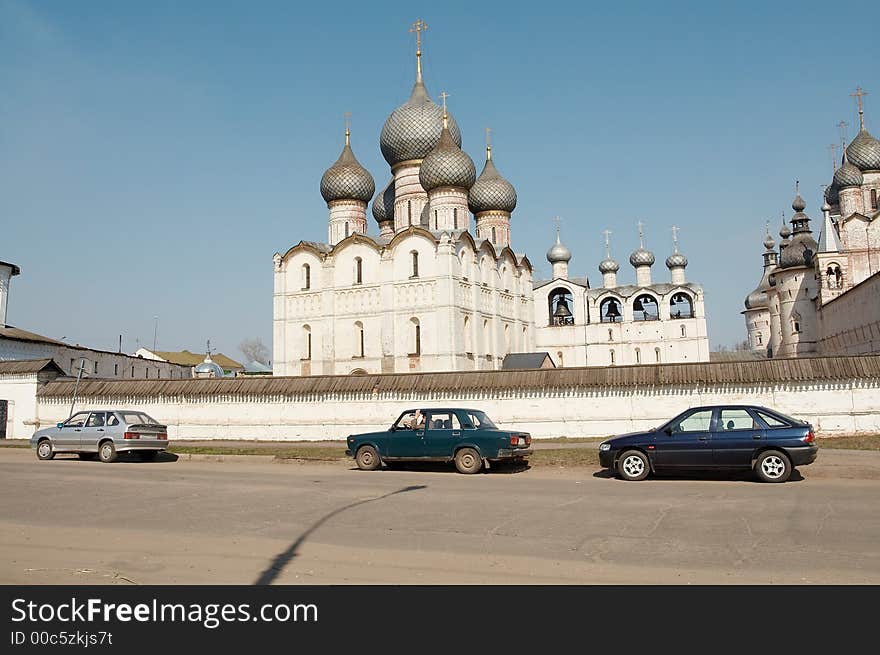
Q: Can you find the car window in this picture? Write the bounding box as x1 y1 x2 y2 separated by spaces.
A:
120 412 159 425
718 409 758 431
86 412 106 427
672 409 713 433
63 412 89 428
106 413 120 427
425 412 461 430
464 411 497 430
394 411 425 430
755 410 790 428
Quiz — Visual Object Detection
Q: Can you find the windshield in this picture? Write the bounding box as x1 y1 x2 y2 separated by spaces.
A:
119 412 161 426
462 410 497 430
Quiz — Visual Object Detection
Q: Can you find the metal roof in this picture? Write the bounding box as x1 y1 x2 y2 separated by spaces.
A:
501 352 555 370
0 359 66 376
36 354 880 399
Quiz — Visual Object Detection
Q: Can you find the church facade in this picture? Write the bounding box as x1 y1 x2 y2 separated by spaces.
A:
273 24 710 376
743 88 880 358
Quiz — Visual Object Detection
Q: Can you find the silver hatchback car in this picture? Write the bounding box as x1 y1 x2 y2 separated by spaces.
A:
30 410 169 463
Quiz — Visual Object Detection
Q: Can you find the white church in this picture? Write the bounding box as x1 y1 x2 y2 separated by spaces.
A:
272 22 710 376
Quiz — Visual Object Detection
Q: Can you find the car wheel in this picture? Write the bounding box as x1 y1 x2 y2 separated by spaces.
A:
77 453 97 461
617 450 650 481
355 445 380 471
98 440 118 463
454 447 482 474
36 439 55 461
755 450 791 483
138 451 159 461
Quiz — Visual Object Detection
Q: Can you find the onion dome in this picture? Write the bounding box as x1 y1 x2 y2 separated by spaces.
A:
763 231 776 251
825 182 839 206
779 218 791 242
419 118 476 192
468 146 517 214
320 131 375 204
372 178 395 223
847 129 880 171
833 155 863 188
665 252 688 269
546 230 571 264
779 192 818 269
380 79 462 167
792 192 806 212
599 257 620 274
821 199 832 212
194 344 225 379
629 247 655 267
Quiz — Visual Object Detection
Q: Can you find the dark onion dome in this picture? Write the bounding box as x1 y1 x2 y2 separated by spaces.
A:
763 232 776 251
419 124 476 192
468 148 517 214
380 80 462 167
546 231 571 264
629 247 655 267
372 178 395 223
847 128 880 171
824 182 839 205
792 193 806 212
598 257 620 274
320 137 375 204
665 252 688 269
779 195 818 269
833 157 864 188
744 287 768 310
779 221 791 240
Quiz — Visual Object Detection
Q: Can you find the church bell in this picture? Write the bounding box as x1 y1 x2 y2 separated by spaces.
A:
605 302 621 319
553 299 572 318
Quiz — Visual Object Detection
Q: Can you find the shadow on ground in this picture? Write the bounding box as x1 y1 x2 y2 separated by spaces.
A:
591 468 805 484
254 484 427 585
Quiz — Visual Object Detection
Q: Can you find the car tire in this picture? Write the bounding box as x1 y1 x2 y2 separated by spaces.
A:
77 453 97 461
617 449 650 481
754 450 791 483
454 448 482 474
138 451 159 461
98 440 118 463
36 439 55 461
355 445 380 471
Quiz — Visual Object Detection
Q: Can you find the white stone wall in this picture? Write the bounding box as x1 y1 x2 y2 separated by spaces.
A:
0 374 40 439
743 307 770 353
772 265 820 358
818 272 880 355
33 378 880 440
327 200 367 245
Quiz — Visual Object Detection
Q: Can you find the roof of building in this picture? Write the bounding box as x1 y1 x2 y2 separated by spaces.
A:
36 354 880 399
709 351 767 362
501 352 555 370
148 350 243 370
0 325 67 346
0 358 66 376
0 261 21 276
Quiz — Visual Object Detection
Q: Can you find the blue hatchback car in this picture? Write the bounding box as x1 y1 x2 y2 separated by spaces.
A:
598 405 818 483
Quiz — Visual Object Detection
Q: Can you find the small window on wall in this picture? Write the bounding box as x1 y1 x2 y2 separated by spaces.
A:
131 366 135 378
655 347 661 363
610 350 615 365
492 226 497 242
635 348 641 364
345 222 350 238
411 251 419 278
453 208 458 229
681 325 687 338
410 318 421 355
114 364 119 376
354 257 363 285
408 201 413 226
793 321 801 333
608 329 614 341
302 264 311 290
872 189 878 211
434 210 438 230
557 351 564 367
93 361 98 374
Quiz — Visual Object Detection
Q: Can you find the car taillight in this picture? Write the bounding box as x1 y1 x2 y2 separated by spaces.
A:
803 431 815 444
123 432 140 439
510 435 529 447
510 435 519 446
157 433 167 440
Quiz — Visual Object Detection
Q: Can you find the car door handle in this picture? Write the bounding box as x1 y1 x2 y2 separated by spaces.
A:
452 431 460 436
698 436 709 441
752 434 762 440
74 429 82 432
416 431 424 436
97 428 104 432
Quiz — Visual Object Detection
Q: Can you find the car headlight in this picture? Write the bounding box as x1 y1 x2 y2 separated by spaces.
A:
599 443 611 451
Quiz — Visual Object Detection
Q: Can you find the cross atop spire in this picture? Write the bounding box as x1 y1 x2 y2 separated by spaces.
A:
828 143 837 172
637 220 645 248
344 112 351 146
409 19 428 82
440 91 449 127
671 225 680 253
485 127 492 160
838 120 848 149
205 339 212 361
602 229 612 258
851 86 868 130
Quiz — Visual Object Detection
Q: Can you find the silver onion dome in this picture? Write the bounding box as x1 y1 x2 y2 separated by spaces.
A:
320 139 375 204
847 129 880 171
825 182 839 206
665 252 688 269
194 355 224 378
629 247 655 267
599 257 620 274
763 232 776 251
372 178 395 223
546 231 571 264
468 150 517 214
419 125 476 192
779 222 791 240
380 80 462 167
833 158 864 188
779 195 818 269
792 193 806 212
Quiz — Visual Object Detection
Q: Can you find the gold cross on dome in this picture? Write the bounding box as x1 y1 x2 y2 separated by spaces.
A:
838 120 848 147
851 86 869 129
409 19 428 52
344 112 351 144
602 229 612 257
637 220 645 247
671 225 680 250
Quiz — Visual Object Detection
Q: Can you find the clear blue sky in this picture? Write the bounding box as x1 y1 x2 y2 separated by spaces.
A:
2 0 878 359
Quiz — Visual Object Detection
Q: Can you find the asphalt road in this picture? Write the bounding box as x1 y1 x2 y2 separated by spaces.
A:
2 447 879 584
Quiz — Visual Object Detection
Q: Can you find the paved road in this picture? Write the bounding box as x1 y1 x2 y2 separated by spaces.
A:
1 448 879 584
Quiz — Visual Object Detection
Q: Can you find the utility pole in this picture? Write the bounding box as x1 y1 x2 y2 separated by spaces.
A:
153 317 158 351
69 358 85 419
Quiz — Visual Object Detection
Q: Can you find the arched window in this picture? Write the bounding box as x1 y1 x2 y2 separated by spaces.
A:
483 319 491 355
600 297 622 323
793 321 801 333
872 189 878 211
548 287 574 326
680 325 687 338
354 257 363 285
655 347 661 363
504 324 510 353
408 201 412 226
557 351 564 367
354 321 364 357
635 348 641 364
633 294 659 321
464 315 472 353
410 318 421 355
453 208 458 229
492 226 497 242
411 251 419 278
670 292 693 319
826 264 842 289
303 325 312 360
345 222 350 238
434 210 438 230
610 350 615 366
608 329 613 341
757 333 763 345
302 264 311 290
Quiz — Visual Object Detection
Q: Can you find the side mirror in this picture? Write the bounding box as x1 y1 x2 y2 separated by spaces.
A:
664 426 673 436
56 422 64 429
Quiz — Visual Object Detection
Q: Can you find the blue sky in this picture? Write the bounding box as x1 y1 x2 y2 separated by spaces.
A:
2 0 878 359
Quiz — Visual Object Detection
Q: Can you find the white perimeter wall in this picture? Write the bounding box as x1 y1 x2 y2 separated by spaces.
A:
31 379 880 440
0 375 40 439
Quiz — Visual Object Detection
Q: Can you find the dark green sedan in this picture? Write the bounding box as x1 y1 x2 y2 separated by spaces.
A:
345 408 532 474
